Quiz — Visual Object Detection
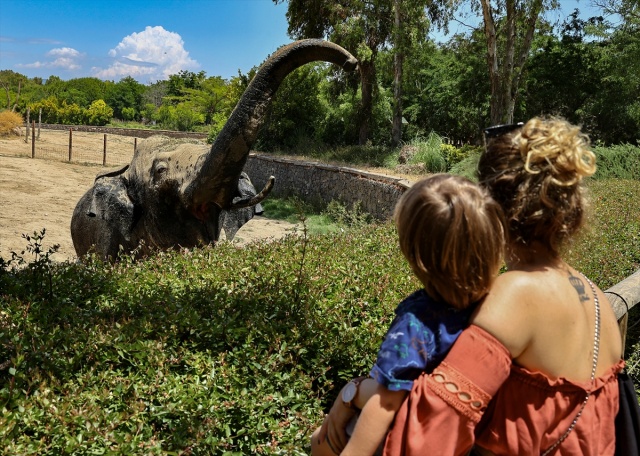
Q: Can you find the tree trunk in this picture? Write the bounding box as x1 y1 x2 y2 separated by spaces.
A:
480 0 544 125
392 0 404 147
480 0 503 125
359 60 375 145
12 80 21 112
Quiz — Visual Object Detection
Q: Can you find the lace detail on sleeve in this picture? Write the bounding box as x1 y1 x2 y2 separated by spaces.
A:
425 360 493 423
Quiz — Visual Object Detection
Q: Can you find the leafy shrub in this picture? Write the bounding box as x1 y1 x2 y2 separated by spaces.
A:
323 200 372 228
1 179 638 454
85 99 113 126
448 148 481 181
407 132 447 173
0 110 22 136
1 223 411 454
121 106 136 121
206 111 229 144
157 102 204 132
440 143 460 165
592 144 640 180
58 101 84 124
27 96 60 123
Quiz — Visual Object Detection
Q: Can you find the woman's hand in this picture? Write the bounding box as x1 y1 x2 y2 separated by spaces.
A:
316 392 357 454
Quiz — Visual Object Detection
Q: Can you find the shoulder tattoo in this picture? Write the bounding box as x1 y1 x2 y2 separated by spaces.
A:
568 271 590 302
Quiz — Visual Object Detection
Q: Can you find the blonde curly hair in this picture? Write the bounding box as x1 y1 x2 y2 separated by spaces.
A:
478 117 596 256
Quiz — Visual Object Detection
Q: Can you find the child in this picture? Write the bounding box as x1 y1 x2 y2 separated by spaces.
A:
311 173 506 456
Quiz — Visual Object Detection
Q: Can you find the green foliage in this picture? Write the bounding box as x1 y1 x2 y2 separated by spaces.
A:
1 175 639 453
26 98 113 126
156 102 204 132
256 65 325 151
27 96 60 124
565 179 640 289
448 147 482 181
407 132 447 173
1 223 411 454
323 201 372 229
121 107 136 121
85 100 113 126
592 144 640 180
260 197 363 235
206 111 229 144
105 76 146 120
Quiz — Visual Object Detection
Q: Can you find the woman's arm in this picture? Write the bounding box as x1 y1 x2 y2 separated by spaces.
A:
341 384 408 456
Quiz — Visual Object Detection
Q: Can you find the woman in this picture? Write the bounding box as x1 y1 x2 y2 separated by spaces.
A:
320 117 624 455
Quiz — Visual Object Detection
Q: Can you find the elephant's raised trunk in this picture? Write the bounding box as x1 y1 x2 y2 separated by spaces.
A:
185 39 358 212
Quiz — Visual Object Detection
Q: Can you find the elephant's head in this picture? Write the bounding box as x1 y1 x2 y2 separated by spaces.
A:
71 39 358 261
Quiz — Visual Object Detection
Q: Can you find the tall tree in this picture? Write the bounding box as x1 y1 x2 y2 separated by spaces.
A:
105 76 145 119
391 0 430 145
479 0 552 124
592 0 640 26
274 0 394 144
0 70 25 111
435 0 557 125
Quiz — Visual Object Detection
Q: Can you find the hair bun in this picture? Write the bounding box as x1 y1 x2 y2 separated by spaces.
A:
517 117 596 186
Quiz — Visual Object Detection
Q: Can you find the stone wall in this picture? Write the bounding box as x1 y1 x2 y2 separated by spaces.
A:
37 125 411 220
245 153 411 221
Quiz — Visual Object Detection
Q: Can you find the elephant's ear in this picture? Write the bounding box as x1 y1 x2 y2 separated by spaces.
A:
88 166 136 242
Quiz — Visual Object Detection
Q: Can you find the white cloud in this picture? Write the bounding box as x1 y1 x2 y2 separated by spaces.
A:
92 26 198 82
19 46 84 70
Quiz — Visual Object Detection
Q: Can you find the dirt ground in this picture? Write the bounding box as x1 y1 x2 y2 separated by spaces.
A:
0 130 297 263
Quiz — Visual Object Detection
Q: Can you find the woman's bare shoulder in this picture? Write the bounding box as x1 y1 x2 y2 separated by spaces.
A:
470 271 543 357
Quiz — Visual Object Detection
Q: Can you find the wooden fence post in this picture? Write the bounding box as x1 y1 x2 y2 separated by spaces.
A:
31 121 35 158
606 268 640 353
68 129 73 162
37 108 42 139
25 107 30 143
103 134 107 166
134 137 137 153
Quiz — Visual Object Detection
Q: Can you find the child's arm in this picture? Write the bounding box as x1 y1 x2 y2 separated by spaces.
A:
314 378 379 455
341 383 408 456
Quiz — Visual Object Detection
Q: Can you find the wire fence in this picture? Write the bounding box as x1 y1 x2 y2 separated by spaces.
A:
1 127 136 167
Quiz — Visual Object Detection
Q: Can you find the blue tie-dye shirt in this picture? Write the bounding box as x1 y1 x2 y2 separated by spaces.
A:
370 289 475 392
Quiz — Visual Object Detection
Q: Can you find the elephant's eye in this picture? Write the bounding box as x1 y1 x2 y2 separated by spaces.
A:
155 163 168 176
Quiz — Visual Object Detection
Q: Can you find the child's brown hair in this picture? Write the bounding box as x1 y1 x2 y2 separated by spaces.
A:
394 174 506 309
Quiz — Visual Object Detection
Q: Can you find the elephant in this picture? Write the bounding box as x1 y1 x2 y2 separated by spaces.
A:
70 39 358 261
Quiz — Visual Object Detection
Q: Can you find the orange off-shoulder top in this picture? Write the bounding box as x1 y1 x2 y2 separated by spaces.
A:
383 324 623 456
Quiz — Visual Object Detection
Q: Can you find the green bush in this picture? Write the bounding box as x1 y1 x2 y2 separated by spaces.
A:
592 144 640 180
206 111 229 144
449 149 482 181
1 222 413 454
1 178 638 454
408 132 447 173
121 107 136 122
85 100 113 126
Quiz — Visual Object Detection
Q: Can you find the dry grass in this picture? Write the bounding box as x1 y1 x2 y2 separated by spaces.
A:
0 111 23 136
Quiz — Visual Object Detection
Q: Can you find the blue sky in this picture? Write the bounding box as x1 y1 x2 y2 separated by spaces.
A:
0 0 604 84
0 0 291 83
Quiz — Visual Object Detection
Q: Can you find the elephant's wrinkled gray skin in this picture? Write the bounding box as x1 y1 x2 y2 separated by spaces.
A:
71 39 358 261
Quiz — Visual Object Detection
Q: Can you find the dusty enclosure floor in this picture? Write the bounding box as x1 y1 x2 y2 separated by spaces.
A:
0 131 297 263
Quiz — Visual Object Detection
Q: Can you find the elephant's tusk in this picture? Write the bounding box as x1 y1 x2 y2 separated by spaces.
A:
228 176 275 210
